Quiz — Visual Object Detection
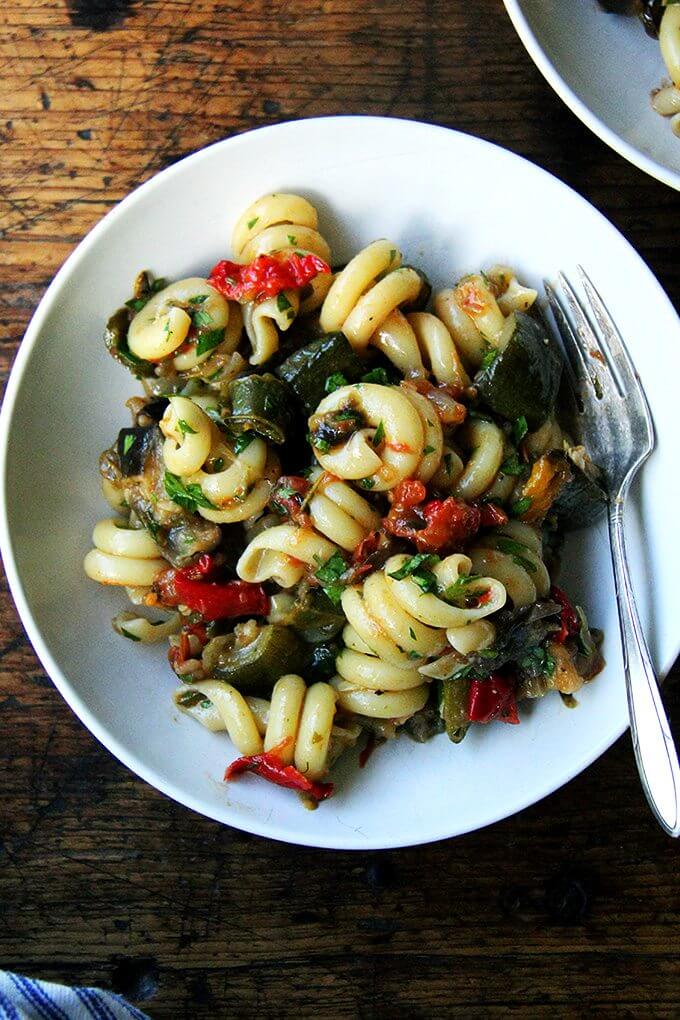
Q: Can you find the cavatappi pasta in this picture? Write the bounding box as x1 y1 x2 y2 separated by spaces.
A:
605 1 680 135
86 191 605 805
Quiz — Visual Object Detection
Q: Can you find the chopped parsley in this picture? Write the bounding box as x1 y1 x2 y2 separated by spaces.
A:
442 573 485 608
500 453 526 477
359 477 375 490
233 432 255 455
495 536 536 572
195 327 225 357
423 444 435 456
163 471 216 513
510 496 532 518
309 433 331 453
512 415 529 444
314 551 348 606
191 308 213 329
519 644 556 678
122 434 136 456
188 294 208 305
480 346 498 370
287 234 297 245
407 650 421 660
276 292 293 313
247 216 259 229
361 367 390 385
388 553 440 594
178 419 197 437
325 372 348 394
372 420 385 447
409 627 416 640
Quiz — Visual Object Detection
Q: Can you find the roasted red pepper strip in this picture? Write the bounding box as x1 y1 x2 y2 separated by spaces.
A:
384 480 481 553
209 252 330 304
156 555 269 621
467 672 519 725
474 501 509 528
269 475 311 524
550 585 580 645
225 739 334 801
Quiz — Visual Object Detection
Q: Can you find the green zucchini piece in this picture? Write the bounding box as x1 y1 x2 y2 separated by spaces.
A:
201 624 306 695
275 332 364 414
275 587 346 643
104 307 155 378
438 678 470 743
474 312 562 427
226 373 294 444
552 452 607 530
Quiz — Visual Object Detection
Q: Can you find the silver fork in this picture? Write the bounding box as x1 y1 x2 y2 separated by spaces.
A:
544 267 680 837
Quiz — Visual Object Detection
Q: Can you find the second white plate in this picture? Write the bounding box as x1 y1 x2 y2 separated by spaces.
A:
504 0 680 190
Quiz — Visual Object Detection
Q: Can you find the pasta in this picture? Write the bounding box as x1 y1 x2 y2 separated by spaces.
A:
86 189 605 805
233 193 333 364
610 2 680 134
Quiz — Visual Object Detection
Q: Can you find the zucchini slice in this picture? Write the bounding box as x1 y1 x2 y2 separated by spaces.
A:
474 311 562 427
552 450 607 530
226 373 294 444
438 678 470 743
276 332 364 414
201 624 306 695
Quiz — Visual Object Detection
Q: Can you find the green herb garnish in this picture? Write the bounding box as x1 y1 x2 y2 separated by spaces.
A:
495 536 536 572
276 292 293 313
361 367 390 385
188 294 208 305
500 453 526 477
372 421 385 447
191 308 213 329
195 328 225 357
388 553 440 593
122 434 135 456
512 415 529 444
233 432 255 455
314 551 348 606
247 216 259 229
164 472 216 513
480 346 498 370
178 419 197 437
423 444 435 456
510 496 532 518
359 477 375 490
324 372 348 394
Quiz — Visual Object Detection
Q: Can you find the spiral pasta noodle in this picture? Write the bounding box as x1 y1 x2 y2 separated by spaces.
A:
434 267 537 371
333 553 506 719
126 276 243 374
306 469 381 551
468 521 550 610
320 240 422 346
232 193 333 365
176 674 340 780
159 395 280 523
309 382 439 491
83 517 167 587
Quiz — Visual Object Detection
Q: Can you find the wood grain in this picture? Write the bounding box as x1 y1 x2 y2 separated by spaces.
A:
0 1 678 1016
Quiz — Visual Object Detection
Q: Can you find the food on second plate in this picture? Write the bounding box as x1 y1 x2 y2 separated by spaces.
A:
84 191 605 805
601 0 680 134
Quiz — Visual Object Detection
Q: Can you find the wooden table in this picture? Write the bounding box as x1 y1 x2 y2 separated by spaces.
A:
1 2 678 1016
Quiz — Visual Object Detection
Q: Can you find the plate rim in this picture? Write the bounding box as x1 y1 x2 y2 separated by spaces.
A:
502 0 680 192
0 115 677 849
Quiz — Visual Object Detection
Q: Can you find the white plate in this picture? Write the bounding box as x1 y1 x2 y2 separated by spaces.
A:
1 117 678 849
503 0 680 191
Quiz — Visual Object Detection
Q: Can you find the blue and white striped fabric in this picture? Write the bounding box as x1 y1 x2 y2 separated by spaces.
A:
0 972 151 1020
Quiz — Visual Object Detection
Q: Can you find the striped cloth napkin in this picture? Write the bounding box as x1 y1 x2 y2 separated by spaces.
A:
0 972 151 1020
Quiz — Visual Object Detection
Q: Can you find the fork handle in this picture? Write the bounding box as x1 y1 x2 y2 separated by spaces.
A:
609 497 680 837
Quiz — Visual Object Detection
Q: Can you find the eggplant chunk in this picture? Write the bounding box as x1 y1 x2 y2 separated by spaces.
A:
102 424 220 567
